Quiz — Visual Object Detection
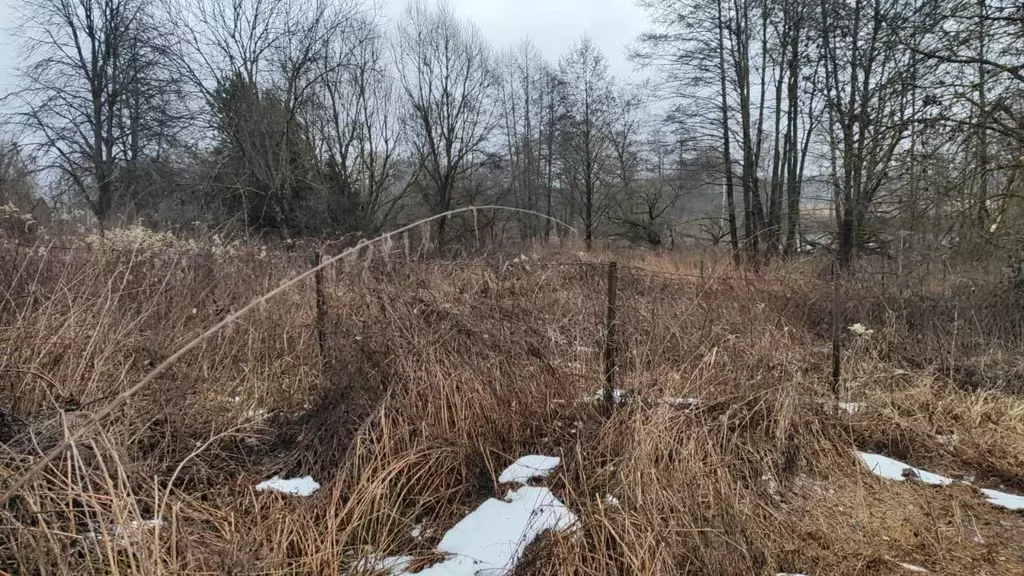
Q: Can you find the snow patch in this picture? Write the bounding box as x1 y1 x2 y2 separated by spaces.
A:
577 390 698 408
838 402 863 414
591 388 630 404
981 488 1024 510
858 452 1024 511
498 455 561 484
366 455 575 576
255 475 320 496
857 452 954 486
87 518 164 542
603 494 620 507
353 554 414 575
119 519 163 532
409 485 576 575
503 254 536 272
243 408 268 420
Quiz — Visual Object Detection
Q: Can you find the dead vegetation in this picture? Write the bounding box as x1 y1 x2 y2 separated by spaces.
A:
2 242 1024 575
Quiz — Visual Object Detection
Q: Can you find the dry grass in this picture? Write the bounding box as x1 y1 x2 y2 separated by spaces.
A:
2 240 1024 575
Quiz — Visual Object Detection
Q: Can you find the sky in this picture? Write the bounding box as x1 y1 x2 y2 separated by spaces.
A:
0 0 650 100
381 0 649 79
0 0 15 98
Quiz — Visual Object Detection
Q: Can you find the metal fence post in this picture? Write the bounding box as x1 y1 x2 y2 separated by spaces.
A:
831 260 842 398
312 249 327 368
603 261 619 407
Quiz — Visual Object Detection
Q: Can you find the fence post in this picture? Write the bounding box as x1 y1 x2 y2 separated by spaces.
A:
603 261 619 408
312 249 327 368
831 260 842 398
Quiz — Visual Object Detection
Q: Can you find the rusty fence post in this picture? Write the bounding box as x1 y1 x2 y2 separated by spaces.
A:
603 261 619 408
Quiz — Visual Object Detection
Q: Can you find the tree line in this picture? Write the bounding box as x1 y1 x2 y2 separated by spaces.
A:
1 0 1022 265
637 0 1024 265
1 0 698 250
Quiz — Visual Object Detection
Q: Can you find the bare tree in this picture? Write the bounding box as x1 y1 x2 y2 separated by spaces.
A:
608 86 660 243
558 35 616 250
818 0 922 267
634 0 749 260
497 39 549 239
394 0 498 247
9 0 164 229
165 0 358 233
609 86 645 206
0 139 42 212
637 0 829 261
906 0 1024 236
313 8 407 235
539 67 566 238
613 127 684 247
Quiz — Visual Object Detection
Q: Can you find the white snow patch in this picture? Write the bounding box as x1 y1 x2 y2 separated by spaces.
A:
578 391 699 408
504 254 537 272
353 554 414 575
603 494 620 507
255 475 320 496
243 408 268 420
858 452 1024 511
664 397 700 407
411 523 424 539
981 488 1024 510
838 402 863 414
365 455 575 576
86 518 164 543
897 561 928 572
498 455 561 484
857 453 955 486
121 519 163 532
408 485 576 576
591 388 630 404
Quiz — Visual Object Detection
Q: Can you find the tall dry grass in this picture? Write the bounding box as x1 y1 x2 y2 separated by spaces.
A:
2 240 1024 575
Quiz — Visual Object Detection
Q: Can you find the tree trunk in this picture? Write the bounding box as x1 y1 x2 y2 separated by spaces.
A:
717 0 741 262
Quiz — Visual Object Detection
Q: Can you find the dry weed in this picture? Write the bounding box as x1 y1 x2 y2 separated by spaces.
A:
2 241 1023 574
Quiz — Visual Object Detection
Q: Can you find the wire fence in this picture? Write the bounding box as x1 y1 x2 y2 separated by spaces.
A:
4 237 1023 399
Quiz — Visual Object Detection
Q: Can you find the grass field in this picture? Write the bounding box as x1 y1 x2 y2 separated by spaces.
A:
2 238 1024 575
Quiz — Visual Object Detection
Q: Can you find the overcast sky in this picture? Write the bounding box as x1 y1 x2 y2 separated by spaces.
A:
381 0 649 78
0 0 649 100
0 0 15 97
